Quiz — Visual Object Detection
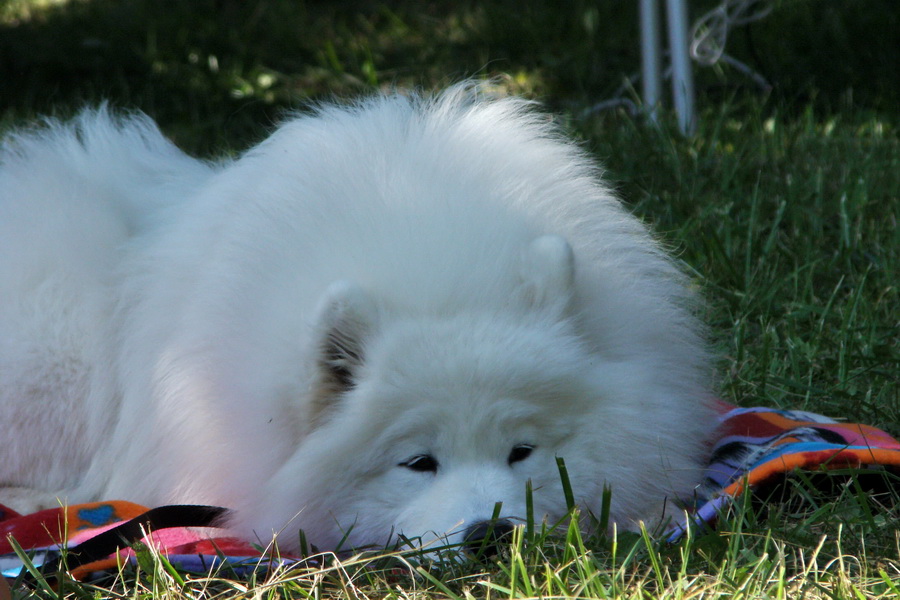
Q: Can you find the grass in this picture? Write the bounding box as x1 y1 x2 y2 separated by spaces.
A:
1 0 898 598
585 103 899 428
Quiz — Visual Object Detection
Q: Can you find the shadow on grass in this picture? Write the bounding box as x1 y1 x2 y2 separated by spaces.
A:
0 0 644 152
2 0 896 152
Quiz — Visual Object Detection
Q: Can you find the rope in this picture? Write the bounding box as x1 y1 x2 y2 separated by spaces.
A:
690 0 773 66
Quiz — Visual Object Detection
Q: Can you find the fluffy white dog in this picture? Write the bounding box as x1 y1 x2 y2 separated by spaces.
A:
0 84 713 552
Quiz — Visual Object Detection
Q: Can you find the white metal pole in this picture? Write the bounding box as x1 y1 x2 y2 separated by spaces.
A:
639 0 662 122
666 0 696 135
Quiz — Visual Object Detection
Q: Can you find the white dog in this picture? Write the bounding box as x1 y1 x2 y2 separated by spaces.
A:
0 84 713 552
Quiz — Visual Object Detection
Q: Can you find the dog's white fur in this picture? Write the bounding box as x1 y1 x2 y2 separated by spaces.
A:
0 85 713 551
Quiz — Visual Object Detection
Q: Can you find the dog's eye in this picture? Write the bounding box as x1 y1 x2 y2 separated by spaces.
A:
508 444 535 465
399 454 439 473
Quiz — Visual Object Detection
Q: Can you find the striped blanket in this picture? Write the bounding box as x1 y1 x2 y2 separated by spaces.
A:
666 402 900 540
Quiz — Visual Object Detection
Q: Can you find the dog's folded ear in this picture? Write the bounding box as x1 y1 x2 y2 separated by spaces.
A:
313 281 379 395
309 280 379 425
517 234 575 316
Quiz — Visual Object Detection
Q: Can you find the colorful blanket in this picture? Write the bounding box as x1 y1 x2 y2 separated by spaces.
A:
0 502 283 581
665 402 900 540
2 402 899 581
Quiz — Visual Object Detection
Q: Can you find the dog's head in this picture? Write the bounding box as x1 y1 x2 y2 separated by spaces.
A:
224 230 706 553
237 236 621 551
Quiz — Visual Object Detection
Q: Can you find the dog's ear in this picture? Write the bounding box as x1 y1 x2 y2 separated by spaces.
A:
311 281 379 416
518 234 575 316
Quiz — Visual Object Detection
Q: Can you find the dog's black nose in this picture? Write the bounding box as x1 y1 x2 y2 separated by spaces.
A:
463 518 514 556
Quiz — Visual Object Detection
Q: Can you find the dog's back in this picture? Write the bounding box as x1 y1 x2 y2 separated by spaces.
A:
0 109 214 505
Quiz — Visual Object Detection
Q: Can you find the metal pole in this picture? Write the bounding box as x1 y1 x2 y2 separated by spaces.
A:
639 0 662 122
666 0 696 135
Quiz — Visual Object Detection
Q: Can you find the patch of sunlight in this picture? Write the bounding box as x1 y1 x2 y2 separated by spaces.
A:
2 0 77 23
